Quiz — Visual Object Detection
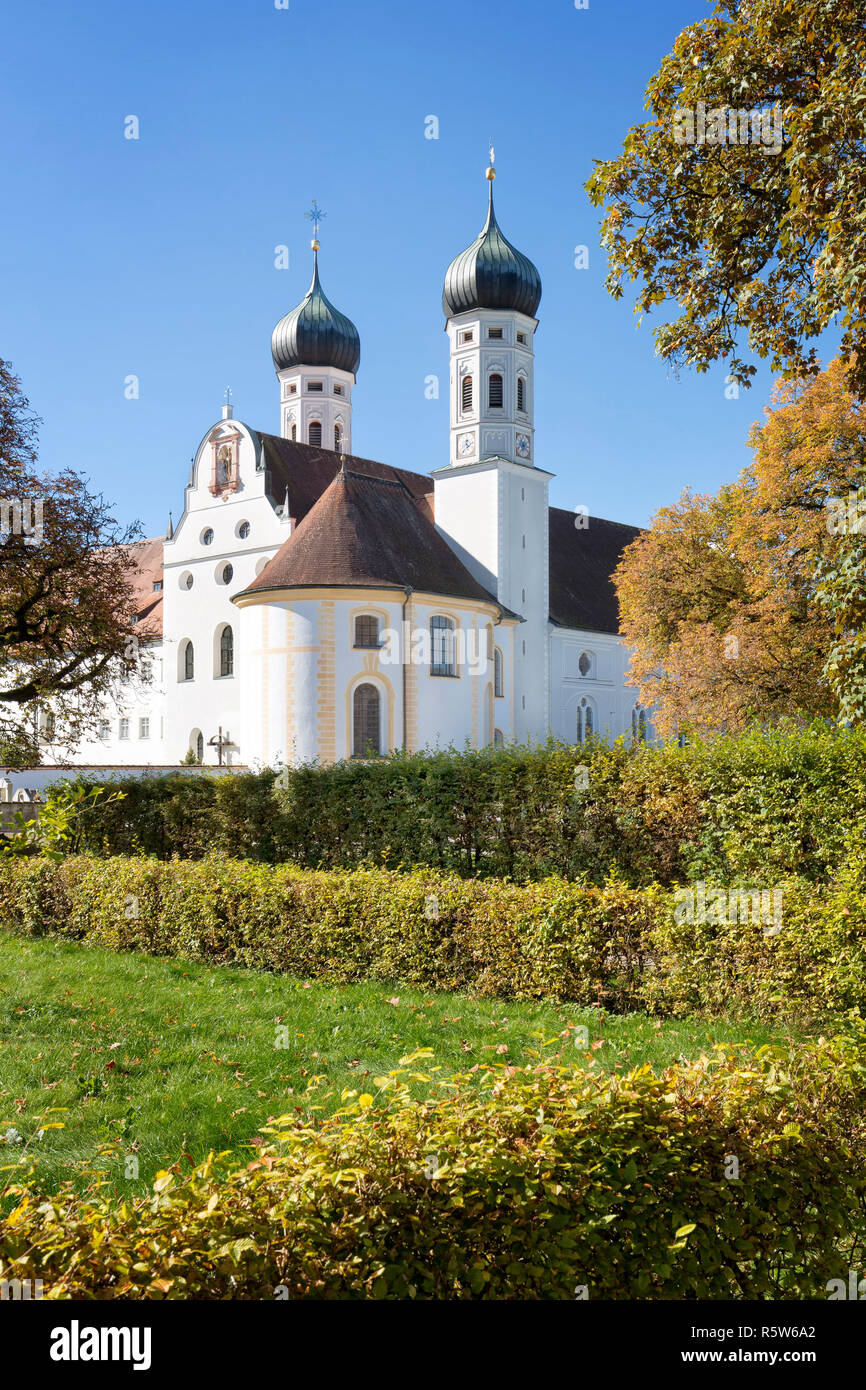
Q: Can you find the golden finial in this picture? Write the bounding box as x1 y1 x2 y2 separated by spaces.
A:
486 140 496 180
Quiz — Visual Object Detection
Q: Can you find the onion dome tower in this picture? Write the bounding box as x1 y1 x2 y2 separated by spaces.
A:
441 155 541 469
271 204 360 454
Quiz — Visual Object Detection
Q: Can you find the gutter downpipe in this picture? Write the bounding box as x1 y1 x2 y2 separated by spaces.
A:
401 586 414 752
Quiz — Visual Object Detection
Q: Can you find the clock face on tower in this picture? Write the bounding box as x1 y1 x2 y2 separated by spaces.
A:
457 432 475 459
515 432 531 460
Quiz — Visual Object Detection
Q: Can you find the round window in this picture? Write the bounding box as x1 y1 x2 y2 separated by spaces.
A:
180 571 194 591
222 564 233 584
202 528 214 546
237 521 250 540
578 652 591 676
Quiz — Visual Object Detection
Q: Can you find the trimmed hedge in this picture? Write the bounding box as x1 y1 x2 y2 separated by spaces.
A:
3 1034 865 1298
51 724 866 886
2 855 866 1021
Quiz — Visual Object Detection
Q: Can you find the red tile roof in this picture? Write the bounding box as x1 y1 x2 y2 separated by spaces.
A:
126 537 164 638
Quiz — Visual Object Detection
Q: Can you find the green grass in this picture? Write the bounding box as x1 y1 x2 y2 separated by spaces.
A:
0 934 813 1195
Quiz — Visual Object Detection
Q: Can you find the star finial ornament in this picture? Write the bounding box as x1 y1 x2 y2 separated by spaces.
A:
305 201 327 246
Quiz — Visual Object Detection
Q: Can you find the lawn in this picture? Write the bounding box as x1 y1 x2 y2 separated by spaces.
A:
0 933 812 1194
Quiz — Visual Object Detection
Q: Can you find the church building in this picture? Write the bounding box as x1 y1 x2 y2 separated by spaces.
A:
64 164 647 773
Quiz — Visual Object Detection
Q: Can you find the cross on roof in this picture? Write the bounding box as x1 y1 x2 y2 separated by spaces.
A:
305 201 327 240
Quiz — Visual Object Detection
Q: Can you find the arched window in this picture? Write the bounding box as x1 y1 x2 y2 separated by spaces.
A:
220 625 234 677
354 615 380 649
334 423 343 452
517 376 526 412
632 707 647 744
585 703 594 738
44 711 56 740
576 707 583 745
182 640 194 682
578 651 593 677
290 423 297 442
308 421 322 446
430 615 457 677
192 730 203 763
488 373 503 409
353 683 380 758
494 728 505 748
461 375 473 412
494 646 504 698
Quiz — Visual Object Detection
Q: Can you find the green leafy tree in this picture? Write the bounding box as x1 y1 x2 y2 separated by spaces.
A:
586 0 866 394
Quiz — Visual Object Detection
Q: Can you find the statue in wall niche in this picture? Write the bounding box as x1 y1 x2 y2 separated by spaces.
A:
216 444 232 486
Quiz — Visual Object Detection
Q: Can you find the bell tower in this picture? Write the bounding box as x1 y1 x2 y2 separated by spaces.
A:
434 156 550 744
271 204 360 454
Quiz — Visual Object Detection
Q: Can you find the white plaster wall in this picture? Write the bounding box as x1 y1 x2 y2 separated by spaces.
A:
549 627 651 745
69 641 168 767
162 419 290 766
239 591 510 767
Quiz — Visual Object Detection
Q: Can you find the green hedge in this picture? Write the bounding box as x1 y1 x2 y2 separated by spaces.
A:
51 724 866 886
3 1034 865 1298
2 855 865 1021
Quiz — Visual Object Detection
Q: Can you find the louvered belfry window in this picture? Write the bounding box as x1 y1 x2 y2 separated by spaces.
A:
517 376 525 412
308 421 322 446
461 376 473 411
353 683 380 757
488 373 503 408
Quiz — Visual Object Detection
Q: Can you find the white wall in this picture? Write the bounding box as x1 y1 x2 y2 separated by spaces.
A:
549 626 651 745
237 590 511 768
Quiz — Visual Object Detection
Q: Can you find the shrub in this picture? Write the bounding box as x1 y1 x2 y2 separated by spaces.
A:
2 1033 864 1299
49 725 866 887
2 855 866 1022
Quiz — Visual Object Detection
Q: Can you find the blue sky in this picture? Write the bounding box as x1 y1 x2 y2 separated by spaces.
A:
1 0 837 536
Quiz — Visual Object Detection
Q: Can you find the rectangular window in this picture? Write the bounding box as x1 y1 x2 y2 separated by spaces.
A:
153 580 163 591
488 327 503 339
517 332 527 344
139 717 150 739
459 330 474 344
306 381 324 392
287 383 297 395
99 720 110 740
430 616 457 677
333 384 344 396
119 718 129 740
354 615 380 649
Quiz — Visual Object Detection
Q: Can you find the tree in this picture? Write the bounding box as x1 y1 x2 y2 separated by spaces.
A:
615 358 866 735
0 360 144 767
586 0 866 396
816 483 866 725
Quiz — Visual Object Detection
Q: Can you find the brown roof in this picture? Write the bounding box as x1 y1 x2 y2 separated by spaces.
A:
255 433 431 525
127 435 638 638
240 466 501 607
126 537 164 638
548 507 640 633
249 436 640 632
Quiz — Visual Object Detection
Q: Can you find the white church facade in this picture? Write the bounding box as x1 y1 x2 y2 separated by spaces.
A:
38 166 649 779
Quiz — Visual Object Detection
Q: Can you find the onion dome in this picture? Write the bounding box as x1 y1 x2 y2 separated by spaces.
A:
442 172 541 320
271 250 360 375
